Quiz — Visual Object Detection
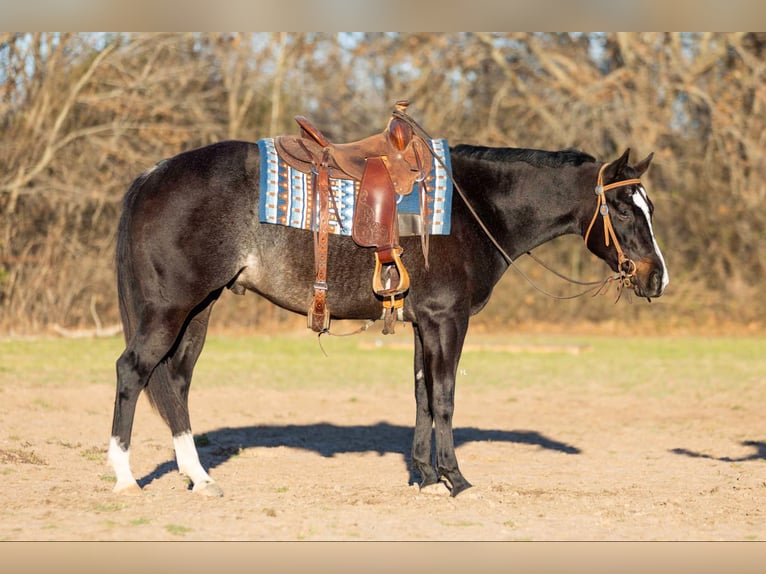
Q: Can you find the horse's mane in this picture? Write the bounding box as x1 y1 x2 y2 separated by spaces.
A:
452 144 596 168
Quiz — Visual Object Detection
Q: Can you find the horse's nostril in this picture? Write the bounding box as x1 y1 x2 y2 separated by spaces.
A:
649 269 662 292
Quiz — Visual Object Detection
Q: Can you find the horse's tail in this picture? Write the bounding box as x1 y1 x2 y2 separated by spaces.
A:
116 164 184 427
115 171 145 345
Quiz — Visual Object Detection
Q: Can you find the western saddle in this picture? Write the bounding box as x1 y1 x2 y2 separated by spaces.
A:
274 100 434 334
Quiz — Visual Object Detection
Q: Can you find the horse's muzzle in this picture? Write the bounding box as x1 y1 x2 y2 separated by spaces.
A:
633 257 666 299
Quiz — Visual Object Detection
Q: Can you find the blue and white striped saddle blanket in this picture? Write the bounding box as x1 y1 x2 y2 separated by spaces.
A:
257 138 453 236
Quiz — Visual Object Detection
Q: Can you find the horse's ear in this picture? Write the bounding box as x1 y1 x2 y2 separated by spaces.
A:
603 148 631 181
632 152 654 177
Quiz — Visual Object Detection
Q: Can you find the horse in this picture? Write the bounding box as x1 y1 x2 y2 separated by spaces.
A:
108 139 669 497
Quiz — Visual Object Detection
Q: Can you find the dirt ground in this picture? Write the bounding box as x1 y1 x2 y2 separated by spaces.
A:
1 338 765 542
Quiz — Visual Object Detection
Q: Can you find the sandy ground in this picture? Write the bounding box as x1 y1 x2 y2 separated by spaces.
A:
1 339 765 542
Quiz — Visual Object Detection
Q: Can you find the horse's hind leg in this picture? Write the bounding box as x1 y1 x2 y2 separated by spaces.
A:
160 299 223 497
108 306 195 494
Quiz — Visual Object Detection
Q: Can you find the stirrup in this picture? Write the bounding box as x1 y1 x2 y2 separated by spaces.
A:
372 247 410 298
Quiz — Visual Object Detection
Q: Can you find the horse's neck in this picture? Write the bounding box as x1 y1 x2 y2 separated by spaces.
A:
456 157 591 258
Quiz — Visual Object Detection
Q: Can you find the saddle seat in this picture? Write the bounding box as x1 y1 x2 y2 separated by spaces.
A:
275 106 425 197
273 100 433 334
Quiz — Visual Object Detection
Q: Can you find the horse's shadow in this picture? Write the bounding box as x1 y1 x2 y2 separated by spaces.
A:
137 423 580 489
670 441 766 463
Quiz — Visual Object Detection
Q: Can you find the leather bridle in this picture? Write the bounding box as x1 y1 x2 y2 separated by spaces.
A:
583 163 642 288
391 108 642 301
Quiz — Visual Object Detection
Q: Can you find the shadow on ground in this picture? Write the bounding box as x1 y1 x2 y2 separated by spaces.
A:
670 440 766 463
137 422 580 489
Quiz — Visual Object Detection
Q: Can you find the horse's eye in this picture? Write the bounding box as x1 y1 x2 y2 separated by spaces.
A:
616 208 632 221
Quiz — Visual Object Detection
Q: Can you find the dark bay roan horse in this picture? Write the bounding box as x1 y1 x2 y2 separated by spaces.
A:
108 131 669 497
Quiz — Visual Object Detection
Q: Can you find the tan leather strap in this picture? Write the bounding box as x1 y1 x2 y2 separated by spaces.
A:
308 150 332 333
584 163 642 284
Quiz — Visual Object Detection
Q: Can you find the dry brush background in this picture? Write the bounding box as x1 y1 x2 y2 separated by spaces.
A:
1 32 765 335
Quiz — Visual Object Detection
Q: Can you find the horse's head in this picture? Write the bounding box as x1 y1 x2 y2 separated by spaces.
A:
584 149 669 300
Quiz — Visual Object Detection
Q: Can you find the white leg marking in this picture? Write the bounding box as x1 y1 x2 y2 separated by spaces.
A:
633 187 670 292
108 436 139 493
173 432 220 494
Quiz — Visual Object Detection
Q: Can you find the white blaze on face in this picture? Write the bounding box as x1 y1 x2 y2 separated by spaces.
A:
632 186 669 293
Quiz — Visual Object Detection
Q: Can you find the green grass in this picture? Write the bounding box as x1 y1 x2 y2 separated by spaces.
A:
81 446 106 462
0 332 764 403
94 502 124 513
165 524 192 536
0 336 123 387
193 332 414 390
442 520 481 528
456 334 766 400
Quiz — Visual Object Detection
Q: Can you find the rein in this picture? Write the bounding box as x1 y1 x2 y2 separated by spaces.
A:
393 109 639 300
323 111 643 339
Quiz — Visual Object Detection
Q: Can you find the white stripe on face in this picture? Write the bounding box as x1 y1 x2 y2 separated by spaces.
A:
632 186 669 293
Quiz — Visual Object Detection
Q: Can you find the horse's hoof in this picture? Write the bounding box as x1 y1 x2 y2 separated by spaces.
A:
113 481 141 495
449 480 473 498
193 481 224 497
415 467 440 489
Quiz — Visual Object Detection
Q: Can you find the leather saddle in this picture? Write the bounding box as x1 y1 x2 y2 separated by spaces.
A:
274 100 433 334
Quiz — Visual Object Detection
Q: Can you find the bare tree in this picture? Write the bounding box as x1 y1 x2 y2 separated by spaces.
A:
1 32 764 334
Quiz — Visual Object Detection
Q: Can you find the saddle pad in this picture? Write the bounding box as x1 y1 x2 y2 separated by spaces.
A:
257 138 452 236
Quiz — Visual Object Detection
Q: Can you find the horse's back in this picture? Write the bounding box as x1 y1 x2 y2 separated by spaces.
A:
124 140 261 213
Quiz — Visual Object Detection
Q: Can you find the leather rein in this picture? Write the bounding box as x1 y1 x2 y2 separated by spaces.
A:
394 109 642 301
326 111 644 339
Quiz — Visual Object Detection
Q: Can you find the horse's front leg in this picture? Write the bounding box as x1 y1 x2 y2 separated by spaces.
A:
414 314 472 496
411 324 439 488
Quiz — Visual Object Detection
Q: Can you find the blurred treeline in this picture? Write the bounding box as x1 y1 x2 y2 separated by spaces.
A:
1 32 764 335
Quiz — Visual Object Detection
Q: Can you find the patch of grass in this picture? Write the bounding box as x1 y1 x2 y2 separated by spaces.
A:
94 502 124 513
196 334 413 390
81 446 105 462
165 524 192 536
2 333 766 406
443 520 480 527
189 333 766 407
458 334 766 400
0 336 124 388
0 448 46 465
130 517 151 526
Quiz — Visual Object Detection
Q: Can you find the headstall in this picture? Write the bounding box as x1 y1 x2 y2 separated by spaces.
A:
584 163 642 287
